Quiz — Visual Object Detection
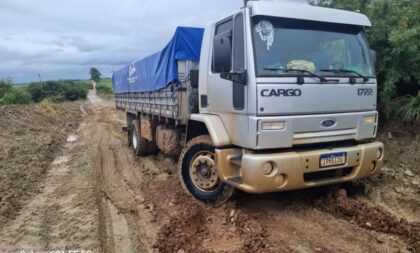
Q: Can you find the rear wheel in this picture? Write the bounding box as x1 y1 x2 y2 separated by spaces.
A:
147 140 159 155
129 120 148 156
179 135 235 205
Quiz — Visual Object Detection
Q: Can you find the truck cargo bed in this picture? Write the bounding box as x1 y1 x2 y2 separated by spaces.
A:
115 60 198 124
115 84 188 122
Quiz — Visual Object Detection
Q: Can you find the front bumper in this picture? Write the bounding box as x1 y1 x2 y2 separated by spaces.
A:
215 141 384 194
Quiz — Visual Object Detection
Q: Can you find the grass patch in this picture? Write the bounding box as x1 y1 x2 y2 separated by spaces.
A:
37 98 57 115
96 79 114 99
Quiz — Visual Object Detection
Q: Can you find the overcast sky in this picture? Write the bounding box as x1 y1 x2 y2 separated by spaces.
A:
0 0 243 83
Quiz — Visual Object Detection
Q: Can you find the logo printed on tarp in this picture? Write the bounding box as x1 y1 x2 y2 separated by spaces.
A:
128 64 138 84
113 27 204 93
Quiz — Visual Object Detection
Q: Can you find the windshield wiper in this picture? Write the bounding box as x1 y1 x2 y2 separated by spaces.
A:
263 67 339 84
320 69 369 83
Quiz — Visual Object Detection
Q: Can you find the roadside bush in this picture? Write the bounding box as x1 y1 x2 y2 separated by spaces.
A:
27 81 61 103
0 79 13 98
2 88 32 105
51 94 66 103
27 80 88 102
399 94 420 122
86 81 94 90
63 83 88 101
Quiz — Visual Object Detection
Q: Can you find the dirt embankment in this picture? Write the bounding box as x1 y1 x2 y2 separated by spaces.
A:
315 188 420 252
360 122 420 223
0 101 87 227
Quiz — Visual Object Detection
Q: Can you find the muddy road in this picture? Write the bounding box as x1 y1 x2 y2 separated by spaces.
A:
0 93 419 253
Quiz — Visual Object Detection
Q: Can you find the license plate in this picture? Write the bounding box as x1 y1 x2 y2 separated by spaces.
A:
320 152 347 168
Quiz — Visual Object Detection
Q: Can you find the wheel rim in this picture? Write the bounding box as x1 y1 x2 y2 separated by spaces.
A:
189 151 221 192
132 131 137 150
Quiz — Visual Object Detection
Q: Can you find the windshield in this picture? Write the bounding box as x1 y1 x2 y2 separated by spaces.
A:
252 17 375 78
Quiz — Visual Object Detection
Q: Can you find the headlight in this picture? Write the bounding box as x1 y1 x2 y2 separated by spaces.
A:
363 115 376 124
261 121 285 130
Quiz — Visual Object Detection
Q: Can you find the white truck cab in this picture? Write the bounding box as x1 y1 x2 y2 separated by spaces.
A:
189 0 383 202
115 0 384 205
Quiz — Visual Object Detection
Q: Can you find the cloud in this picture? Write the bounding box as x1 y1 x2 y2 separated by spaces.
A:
0 0 243 83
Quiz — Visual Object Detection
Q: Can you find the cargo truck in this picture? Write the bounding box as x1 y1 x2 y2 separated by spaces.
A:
112 0 384 205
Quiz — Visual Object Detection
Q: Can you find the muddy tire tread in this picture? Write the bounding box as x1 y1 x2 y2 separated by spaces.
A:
131 120 148 156
178 135 235 206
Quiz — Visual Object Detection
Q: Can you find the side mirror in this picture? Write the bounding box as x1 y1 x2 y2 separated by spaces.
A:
213 30 232 73
370 49 377 67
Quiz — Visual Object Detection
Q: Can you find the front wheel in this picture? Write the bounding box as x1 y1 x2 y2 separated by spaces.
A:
179 135 235 205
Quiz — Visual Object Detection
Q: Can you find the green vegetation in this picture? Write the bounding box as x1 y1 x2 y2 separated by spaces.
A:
0 79 13 98
1 79 90 105
312 0 420 123
399 94 420 122
27 80 88 103
96 79 114 99
89 67 102 82
2 87 32 105
1 79 31 105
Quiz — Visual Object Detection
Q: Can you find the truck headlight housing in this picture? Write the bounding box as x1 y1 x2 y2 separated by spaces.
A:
261 121 285 130
376 148 383 159
363 115 376 124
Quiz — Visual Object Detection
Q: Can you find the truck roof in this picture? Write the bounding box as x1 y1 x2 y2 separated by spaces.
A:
248 0 371 27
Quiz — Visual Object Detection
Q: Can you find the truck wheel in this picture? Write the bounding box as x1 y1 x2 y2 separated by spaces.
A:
127 128 132 147
147 141 159 155
130 120 148 156
179 135 235 205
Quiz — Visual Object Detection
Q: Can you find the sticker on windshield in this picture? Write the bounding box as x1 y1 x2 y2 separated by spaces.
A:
255 20 274 50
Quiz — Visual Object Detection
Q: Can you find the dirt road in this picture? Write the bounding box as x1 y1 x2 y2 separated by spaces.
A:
0 91 418 253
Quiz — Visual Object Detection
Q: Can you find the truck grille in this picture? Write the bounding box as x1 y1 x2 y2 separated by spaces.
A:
304 167 353 182
293 129 357 145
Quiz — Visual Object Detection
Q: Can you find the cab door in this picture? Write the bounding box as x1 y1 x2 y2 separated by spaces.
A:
206 12 247 114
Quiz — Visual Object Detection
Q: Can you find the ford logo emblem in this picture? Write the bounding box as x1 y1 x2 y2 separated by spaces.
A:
322 119 336 128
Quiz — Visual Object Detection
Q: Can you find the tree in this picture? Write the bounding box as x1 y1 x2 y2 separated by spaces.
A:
312 0 420 121
313 0 368 12
89 68 102 81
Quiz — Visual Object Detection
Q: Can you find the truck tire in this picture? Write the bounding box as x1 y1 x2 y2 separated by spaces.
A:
147 140 159 155
127 114 134 147
130 120 148 156
127 128 132 147
179 135 235 205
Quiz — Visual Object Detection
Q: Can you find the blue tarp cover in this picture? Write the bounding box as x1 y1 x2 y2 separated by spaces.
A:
112 27 204 93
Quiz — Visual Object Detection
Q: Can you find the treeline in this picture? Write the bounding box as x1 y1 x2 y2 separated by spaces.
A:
313 0 419 122
0 79 90 105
